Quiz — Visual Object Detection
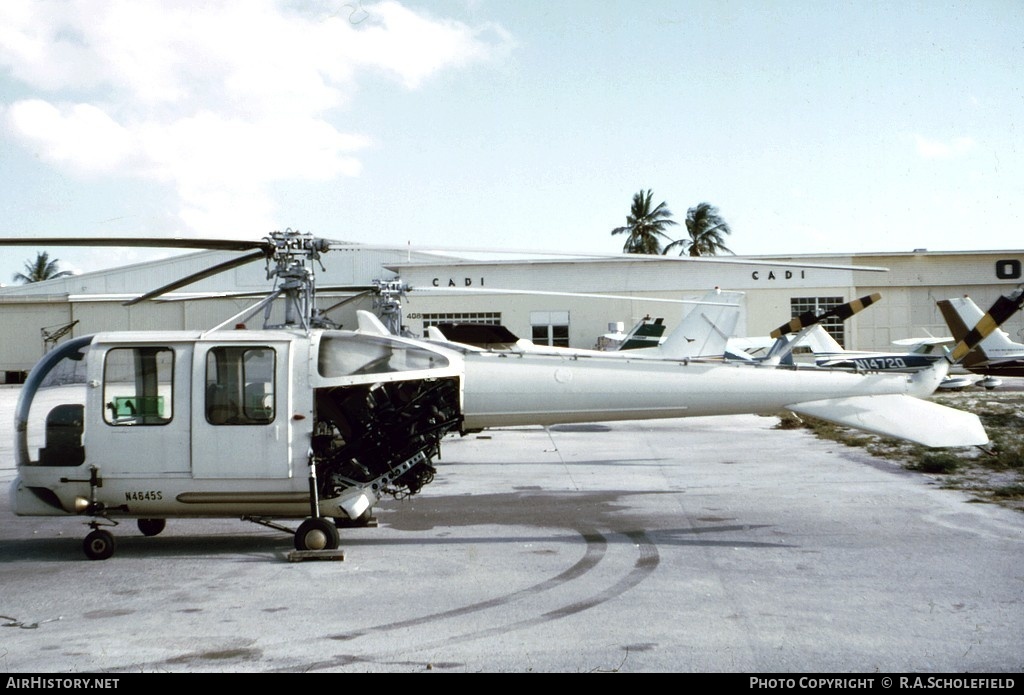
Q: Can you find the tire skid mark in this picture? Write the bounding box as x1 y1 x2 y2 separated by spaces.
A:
542 530 659 620
432 529 659 649
327 528 607 641
304 529 660 673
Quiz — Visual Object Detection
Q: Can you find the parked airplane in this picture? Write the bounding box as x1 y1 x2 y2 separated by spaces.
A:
721 291 987 389
938 294 1024 387
771 325 974 390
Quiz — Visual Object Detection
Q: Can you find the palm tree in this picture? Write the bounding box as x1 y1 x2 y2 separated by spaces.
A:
13 251 74 283
663 202 734 257
610 189 679 254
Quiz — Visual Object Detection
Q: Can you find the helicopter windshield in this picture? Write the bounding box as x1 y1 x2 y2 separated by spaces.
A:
317 335 448 377
15 335 92 468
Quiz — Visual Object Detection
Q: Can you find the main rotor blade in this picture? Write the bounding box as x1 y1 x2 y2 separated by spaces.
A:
316 285 379 293
948 288 1024 363
124 250 268 306
411 285 740 306
152 285 379 303
0 236 271 252
770 293 881 339
340 241 890 272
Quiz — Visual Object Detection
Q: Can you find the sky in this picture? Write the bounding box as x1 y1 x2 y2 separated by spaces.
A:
1 0 1022 284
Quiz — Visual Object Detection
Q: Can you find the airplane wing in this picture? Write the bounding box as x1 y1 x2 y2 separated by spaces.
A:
724 336 775 361
788 394 988 448
892 337 953 347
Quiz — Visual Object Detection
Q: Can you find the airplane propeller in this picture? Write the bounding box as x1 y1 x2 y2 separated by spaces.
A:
758 293 883 366
769 293 881 339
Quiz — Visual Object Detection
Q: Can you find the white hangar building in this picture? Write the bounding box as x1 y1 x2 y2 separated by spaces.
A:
1 244 1022 382
387 250 1024 353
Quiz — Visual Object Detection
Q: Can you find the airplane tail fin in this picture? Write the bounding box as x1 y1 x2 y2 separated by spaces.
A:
613 317 666 351
655 289 744 359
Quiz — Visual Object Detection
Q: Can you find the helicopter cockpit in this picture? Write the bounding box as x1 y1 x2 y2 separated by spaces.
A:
15 335 92 471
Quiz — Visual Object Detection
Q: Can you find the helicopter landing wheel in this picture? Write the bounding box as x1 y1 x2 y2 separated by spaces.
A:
83 529 116 561
137 518 166 537
294 517 340 552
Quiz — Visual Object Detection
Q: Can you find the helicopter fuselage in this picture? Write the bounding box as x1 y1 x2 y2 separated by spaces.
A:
11 327 464 522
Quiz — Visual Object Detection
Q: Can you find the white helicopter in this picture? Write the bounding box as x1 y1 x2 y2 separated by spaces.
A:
1 230 1013 560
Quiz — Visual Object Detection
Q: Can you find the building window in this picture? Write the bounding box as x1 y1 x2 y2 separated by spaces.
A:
421 312 502 328
531 311 570 347
790 296 846 347
103 347 174 425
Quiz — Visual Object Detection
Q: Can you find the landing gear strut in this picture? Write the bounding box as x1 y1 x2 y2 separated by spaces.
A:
294 456 340 552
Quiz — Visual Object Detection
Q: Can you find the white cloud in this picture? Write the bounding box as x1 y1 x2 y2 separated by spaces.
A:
914 134 977 160
7 99 134 174
348 1 514 88
0 0 510 235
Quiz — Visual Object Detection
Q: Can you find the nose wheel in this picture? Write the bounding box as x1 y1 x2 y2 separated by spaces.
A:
83 528 116 561
294 517 340 551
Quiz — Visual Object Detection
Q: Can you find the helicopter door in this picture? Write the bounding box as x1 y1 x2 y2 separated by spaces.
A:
191 343 291 479
87 344 191 475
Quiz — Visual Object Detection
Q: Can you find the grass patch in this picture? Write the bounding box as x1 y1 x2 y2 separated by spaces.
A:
907 452 962 474
983 436 1024 470
991 484 1024 499
774 413 874 448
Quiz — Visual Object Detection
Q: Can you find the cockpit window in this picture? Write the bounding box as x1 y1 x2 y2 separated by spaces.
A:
103 347 174 425
318 335 448 377
18 335 91 468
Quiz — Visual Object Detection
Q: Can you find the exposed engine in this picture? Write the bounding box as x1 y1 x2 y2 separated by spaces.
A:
311 377 462 505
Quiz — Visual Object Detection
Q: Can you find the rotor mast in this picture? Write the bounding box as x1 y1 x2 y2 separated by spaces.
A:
371 279 410 336
262 229 331 330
